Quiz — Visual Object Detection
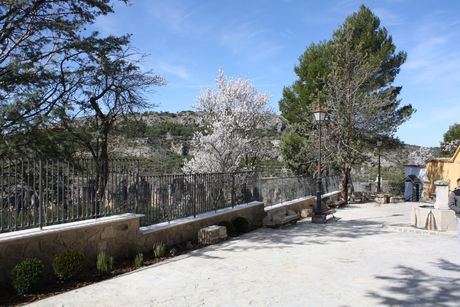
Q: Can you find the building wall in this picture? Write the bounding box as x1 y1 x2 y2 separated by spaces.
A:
404 166 426 200
424 147 460 199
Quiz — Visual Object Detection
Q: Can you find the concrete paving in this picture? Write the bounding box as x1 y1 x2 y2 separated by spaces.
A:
31 202 460 307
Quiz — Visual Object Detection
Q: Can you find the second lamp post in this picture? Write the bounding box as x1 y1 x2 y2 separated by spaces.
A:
312 106 328 224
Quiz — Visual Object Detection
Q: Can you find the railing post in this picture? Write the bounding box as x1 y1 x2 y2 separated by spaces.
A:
257 171 262 202
193 174 197 218
39 160 43 230
231 173 235 208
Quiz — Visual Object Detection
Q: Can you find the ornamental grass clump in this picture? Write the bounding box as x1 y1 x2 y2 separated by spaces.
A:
11 258 45 295
52 250 85 281
134 253 143 269
96 250 113 276
153 242 166 258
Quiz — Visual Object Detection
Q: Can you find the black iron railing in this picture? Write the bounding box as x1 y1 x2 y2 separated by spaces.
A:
260 175 340 206
0 158 339 233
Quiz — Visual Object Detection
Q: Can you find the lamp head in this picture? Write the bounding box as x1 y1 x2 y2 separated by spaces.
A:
313 106 327 122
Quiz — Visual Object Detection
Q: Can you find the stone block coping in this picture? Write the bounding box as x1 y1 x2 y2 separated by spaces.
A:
140 201 263 235
0 213 144 244
264 190 341 212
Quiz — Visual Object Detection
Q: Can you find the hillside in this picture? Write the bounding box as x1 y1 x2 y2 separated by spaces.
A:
108 111 439 174
109 111 288 173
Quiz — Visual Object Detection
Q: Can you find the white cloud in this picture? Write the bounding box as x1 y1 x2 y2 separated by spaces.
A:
156 61 191 81
147 1 209 37
373 7 404 26
403 13 460 85
219 22 283 61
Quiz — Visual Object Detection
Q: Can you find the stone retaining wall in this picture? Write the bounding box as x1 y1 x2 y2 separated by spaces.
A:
264 191 341 215
138 201 264 253
0 214 141 286
0 202 264 287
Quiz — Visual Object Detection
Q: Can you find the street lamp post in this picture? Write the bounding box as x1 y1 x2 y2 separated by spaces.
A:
377 140 382 194
312 106 328 224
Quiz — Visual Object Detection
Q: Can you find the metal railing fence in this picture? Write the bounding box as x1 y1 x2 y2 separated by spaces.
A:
0 159 260 232
0 158 339 233
260 175 340 206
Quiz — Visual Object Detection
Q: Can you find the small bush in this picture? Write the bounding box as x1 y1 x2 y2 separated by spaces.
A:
134 253 143 269
217 221 237 237
232 217 249 234
52 250 85 281
153 242 166 258
96 250 113 276
11 258 45 295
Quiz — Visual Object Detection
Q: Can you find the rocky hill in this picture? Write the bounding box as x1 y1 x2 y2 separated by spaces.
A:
109 111 439 174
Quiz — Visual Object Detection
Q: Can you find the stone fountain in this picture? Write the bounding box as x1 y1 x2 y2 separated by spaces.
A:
410 180 456 231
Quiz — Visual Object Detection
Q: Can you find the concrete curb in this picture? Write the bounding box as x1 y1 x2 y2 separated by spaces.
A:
385 224 457 237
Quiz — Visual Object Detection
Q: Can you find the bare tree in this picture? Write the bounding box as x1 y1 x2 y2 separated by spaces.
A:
58 35 164 210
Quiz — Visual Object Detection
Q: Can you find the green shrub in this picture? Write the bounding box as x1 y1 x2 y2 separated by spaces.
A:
96 250 113 276
232 217 249 234
217 221 237 237
52 250 85 281
153 242 166 258
11 258 45 295
134 253 143 269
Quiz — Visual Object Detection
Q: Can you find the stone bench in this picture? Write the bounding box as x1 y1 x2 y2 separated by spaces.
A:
263 207 299 227
198 225 227 245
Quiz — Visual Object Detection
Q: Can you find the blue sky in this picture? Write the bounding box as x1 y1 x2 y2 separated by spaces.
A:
93 0 460 147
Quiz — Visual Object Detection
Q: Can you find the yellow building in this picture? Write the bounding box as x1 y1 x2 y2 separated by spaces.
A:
424 146 460 199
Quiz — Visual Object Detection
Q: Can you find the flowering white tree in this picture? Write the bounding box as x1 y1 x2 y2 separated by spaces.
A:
183 70 272 173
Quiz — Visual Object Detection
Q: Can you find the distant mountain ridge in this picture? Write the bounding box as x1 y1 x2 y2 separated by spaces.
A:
108 111 439 174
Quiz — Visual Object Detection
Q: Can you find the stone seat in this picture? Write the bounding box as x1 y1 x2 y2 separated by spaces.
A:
198 225 227 245
263 207 299 227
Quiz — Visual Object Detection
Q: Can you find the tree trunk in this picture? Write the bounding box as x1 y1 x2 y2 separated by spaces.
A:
94 138 109 216
340 165 351 203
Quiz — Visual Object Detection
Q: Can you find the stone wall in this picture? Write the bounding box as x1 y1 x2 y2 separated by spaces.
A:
0 202 265 287
263 191 341 216
137 201 264 253
0 214 141 286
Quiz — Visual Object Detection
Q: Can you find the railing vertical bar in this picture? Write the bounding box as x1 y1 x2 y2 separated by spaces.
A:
44 160 49 226
231 173 235 208
6 159 10 231
0 159 4 232
14 160 18 231
39 160 43 230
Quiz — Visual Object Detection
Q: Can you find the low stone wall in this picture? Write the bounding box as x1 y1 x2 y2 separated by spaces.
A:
0 214 141 286
0 202 264 287
264 191 341 215
137 201 264 253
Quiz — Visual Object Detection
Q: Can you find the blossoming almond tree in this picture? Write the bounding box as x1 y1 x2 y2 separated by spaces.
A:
183 70 272 173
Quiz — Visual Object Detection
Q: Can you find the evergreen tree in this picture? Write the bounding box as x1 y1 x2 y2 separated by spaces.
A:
280 5 414 201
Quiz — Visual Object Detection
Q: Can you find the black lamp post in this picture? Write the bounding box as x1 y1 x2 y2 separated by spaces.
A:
377 140 382 194
312 106 328 224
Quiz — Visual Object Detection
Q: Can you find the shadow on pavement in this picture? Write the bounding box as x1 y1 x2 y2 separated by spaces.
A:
367 259 460 306
194 218 389 255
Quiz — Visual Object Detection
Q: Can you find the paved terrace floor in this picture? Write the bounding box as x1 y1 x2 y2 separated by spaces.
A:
31 202 460 307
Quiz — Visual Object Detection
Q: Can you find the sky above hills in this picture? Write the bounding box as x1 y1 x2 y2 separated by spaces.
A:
93 0 460 147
